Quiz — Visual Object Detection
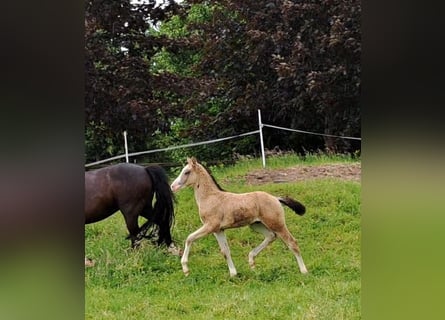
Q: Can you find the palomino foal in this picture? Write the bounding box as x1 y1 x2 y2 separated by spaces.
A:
171 157 308 277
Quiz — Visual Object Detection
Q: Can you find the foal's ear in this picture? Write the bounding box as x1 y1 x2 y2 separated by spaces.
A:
188 157 198 166
187 157 197 166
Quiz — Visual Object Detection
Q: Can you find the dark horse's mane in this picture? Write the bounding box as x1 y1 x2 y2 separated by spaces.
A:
202 164 225 192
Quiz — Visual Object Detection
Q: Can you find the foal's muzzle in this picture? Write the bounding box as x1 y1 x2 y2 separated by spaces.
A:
171 181 182 192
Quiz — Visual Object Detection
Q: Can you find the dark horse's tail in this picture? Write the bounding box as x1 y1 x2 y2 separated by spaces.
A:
278 197 306 216
144 165 175 246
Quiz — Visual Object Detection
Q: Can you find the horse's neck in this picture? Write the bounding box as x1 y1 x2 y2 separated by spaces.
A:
193 170 220 203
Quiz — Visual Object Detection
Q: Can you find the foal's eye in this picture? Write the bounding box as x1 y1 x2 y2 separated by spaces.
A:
184 171 190 175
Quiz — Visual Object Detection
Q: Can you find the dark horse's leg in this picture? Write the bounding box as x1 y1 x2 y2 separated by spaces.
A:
138 220 152 238
121 206 144 248
118 165 176 250
139 207 157 240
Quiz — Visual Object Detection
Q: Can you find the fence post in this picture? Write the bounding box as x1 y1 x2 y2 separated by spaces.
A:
258 109 266 167
123 131 129 163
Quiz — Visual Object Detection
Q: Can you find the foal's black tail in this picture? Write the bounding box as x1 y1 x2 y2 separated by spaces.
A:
145 165 176 246
278 197 306 216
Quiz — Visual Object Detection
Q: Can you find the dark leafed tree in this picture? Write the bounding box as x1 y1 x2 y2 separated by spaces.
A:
85 0 187 162
176 0 361 154
86 0 361 164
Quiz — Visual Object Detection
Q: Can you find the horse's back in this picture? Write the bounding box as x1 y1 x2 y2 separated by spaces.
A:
214 191 279 211
108 163 153 202
241 191 283 215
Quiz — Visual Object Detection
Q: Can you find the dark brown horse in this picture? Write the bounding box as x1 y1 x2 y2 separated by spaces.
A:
85 163 176 249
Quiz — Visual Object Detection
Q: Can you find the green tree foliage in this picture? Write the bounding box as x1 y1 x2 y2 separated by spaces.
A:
85 0 361 164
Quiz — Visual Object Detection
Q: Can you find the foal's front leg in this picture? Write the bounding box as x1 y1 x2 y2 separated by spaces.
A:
181 224 213 276
214 231 237 277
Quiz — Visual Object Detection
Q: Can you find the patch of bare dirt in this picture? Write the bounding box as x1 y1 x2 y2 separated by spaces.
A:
244 163 361 185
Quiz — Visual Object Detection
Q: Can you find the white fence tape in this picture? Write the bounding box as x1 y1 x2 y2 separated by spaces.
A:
262 124 362 141
85 129 260 167
85 110 361 168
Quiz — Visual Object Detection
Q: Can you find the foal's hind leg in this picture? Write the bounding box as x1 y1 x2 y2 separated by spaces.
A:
275 227 308 274
248 222 277 269
214 231 237 277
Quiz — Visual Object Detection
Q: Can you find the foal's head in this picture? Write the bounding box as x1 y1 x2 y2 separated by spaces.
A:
171 157 201 192
171 157 224 192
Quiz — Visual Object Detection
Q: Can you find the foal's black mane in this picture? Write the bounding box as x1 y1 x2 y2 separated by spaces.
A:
202 164 225 192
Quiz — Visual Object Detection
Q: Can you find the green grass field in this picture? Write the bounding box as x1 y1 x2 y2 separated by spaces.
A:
85 154 361 319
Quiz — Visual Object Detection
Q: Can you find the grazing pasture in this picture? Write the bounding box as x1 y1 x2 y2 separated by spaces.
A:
85 155 360 319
